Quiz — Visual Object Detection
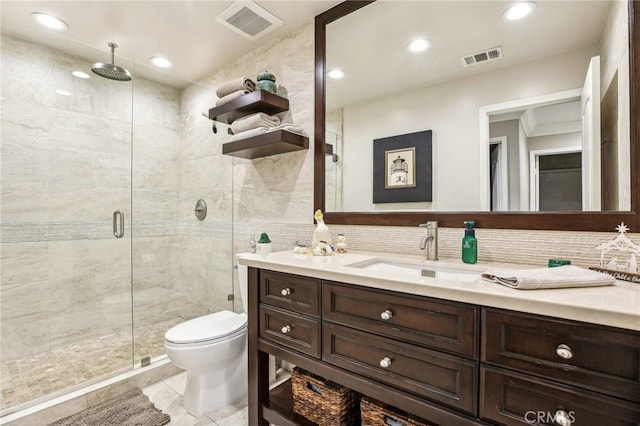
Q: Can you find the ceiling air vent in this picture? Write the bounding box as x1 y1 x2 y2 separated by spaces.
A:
215 1 283 41
460 47 503 67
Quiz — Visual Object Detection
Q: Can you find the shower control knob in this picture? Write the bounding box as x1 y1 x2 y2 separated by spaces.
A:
281 288 292 296
379 357 392 368
281 325 292 334
556 344 573 359
380 309 393 320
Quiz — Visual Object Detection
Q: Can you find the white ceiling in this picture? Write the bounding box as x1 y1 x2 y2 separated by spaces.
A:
0 0 342 87
326 1 614 110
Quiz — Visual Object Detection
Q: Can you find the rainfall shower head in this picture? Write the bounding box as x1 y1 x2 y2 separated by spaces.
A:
92 42 132 81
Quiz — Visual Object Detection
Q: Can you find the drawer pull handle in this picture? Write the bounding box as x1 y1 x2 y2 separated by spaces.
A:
380 309 393 320
554 409 573 426
280 325 292 334
379 357 392 368
556 344 573 359
280 288 292 296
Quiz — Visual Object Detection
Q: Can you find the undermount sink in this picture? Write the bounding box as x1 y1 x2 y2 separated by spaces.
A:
347 259 481 282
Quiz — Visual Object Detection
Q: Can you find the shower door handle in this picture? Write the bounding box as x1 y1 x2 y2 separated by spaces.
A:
113 210 124 238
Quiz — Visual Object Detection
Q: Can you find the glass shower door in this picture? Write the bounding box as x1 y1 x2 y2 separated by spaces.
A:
0 34 134 411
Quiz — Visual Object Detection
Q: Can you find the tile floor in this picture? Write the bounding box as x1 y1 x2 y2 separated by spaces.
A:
1 319 181 410
143 372 248 426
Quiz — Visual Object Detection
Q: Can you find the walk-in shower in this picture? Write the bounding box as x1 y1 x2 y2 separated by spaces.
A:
0 31 234 416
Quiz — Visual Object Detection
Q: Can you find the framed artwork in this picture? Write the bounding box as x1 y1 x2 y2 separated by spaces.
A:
373 130 432 203
385 147 416 189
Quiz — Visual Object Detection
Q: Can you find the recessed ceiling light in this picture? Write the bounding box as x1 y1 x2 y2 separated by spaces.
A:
55 89 72 96
502 1 536 21
72 71 90 79
328 69 345 79
31 12 68 32
407 39 431 53
149 57 173 68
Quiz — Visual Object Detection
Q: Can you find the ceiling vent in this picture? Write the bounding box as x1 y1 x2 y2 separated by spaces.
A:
460 47 503 67
215 1 283 41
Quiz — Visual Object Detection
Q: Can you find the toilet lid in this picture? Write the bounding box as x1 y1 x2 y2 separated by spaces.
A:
165 310 247 345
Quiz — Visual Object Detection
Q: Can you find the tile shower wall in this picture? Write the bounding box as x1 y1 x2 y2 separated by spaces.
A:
0 34 183 364
176 83 234 320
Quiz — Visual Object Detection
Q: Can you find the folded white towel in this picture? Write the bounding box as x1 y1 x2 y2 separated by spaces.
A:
481 265 616 290
216 78 256 98
215 90 247 107
231 112 280 134
229 124 307 142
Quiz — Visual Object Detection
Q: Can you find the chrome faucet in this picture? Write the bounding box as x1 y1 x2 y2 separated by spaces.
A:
419 222 438 260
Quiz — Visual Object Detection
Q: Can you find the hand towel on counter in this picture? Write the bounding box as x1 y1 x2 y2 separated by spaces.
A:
481 265 616 290
215 77 256 98
215 90 247 107
231 112 280 134
229 124 307 142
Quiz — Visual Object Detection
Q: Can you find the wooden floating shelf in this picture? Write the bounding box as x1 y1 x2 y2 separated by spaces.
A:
222 130 309 159
208 90 289 124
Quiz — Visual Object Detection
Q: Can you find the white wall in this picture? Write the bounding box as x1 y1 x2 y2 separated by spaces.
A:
601 0 631 210
490 120 521 210
339 45 598 212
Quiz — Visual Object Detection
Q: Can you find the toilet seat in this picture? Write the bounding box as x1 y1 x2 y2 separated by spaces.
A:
165 310 247 347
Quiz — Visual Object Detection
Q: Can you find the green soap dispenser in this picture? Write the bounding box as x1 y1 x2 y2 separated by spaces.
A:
462 221 477 264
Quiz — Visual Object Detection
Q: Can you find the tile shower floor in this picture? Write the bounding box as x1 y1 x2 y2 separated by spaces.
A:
0 318 182 410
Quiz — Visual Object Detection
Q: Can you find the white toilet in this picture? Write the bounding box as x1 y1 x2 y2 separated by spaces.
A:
164 257 251 417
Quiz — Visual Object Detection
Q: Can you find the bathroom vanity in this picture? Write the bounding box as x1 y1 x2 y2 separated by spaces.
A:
240 251 640 425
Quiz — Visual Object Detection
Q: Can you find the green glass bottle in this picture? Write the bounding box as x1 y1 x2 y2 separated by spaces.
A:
462 221 477 264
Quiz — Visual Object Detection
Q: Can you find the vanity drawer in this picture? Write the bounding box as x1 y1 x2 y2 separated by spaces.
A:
323 322 478 415
482 308 640 402
259 305 321 358
323 282 478 358
480 366 640 426
259 270 321 317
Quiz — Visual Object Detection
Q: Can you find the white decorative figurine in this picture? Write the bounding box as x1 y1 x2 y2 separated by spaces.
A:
313 241 333 256
312 209 332 249
335 234 348 253
593 222 640 284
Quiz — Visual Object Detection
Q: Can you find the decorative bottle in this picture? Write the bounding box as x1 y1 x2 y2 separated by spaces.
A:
462 221 477 264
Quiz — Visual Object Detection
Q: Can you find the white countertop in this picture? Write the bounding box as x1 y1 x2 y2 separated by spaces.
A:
238 250 640 332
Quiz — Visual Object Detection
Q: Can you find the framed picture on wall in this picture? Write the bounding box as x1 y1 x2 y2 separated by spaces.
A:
373 130 432 203
385 147 416 189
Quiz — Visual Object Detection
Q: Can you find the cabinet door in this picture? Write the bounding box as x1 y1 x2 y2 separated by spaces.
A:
260 270 321 317
259 305 321 358
323 282 478 358
482 308 640 402
481 366 640 426
323 322 478 415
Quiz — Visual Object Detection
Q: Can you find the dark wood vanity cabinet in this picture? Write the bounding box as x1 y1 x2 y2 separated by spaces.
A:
248 267 640 426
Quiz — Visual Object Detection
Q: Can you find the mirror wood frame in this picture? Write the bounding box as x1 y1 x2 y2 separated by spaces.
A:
314 0 639 232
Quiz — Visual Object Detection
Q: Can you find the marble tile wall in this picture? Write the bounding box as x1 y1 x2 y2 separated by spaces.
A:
0 34 190 369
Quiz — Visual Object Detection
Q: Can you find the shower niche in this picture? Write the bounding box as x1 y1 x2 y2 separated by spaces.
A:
209 90 309 159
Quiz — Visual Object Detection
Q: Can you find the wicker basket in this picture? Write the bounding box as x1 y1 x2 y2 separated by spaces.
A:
291 367 360 426
361 397 434 426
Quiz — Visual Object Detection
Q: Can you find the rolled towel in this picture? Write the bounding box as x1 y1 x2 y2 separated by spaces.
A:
231 112 280 134
215 90 247 107
216 77 256 98
481 265 616 290
228 124 307 142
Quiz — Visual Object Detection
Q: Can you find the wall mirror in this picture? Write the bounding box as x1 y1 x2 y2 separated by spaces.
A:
314 0 639 231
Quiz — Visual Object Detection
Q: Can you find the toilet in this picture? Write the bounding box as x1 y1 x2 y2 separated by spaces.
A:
164 255 253 417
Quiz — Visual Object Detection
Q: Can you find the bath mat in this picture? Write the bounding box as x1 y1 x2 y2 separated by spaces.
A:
48 387 170 426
